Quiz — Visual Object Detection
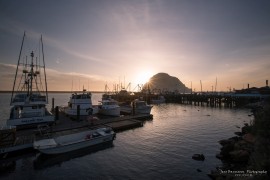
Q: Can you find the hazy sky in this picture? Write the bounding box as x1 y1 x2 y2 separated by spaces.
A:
1 0 270 91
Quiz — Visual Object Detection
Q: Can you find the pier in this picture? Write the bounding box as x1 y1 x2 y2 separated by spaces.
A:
105 92 265 108
0 111 152 158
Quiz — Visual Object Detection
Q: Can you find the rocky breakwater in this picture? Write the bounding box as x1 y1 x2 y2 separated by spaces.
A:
209 103 270 179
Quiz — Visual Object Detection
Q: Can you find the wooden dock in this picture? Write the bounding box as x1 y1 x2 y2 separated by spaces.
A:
105 119 143 132
0 112 153 158
107 93 265 108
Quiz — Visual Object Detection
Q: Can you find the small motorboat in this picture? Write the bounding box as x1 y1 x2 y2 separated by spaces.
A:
33 127 116 155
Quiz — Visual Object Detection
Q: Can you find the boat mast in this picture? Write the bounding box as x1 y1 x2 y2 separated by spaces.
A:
30 51 34 95
215 77 217 93
10 32 26 105
200 80 202 93
41 35 48 103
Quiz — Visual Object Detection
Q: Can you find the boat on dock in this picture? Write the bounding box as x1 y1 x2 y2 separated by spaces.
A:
33 127 116 155
6 33 54 128
120 99 153 115
98 98 120 116
63 89 98 116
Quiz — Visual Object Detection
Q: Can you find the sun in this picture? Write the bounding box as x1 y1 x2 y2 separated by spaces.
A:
135 71 153 85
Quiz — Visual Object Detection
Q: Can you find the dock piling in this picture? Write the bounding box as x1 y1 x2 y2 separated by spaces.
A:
55 106 59 120
77 105 80 121
132 101 135 115
51 98 55 112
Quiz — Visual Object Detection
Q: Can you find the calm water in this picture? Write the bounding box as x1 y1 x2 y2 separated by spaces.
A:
0 93 251 180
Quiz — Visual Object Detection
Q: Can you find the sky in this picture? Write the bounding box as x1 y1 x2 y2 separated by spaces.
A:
0 0 270 92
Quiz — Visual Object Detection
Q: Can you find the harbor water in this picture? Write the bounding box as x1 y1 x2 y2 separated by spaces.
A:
0 93 251 180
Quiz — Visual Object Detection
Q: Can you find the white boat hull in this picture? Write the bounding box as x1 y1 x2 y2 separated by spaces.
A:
33 128 116 155
98 107 120 116
6 115 54 127
64 106 98 116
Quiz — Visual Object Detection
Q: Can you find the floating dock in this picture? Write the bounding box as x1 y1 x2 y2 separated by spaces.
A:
0 112 153 158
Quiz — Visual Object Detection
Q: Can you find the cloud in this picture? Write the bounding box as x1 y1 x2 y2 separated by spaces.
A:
0 16 108 65
0 63 109 91
0 16 25 37
56 58 60 64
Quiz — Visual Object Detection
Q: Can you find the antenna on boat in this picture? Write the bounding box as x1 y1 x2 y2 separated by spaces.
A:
200 80 202 93
124 76 125 89
71 79 73 92
29 51 35 95
215 77 217 93
191 81 192 94
10 32 26 105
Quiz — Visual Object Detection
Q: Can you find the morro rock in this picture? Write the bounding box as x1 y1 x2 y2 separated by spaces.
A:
143 72 190 93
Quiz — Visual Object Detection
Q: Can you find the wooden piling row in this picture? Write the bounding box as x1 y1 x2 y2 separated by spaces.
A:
106 93 262 108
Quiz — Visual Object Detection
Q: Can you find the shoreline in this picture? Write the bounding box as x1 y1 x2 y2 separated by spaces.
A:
0 91 104 94
209 100 270 179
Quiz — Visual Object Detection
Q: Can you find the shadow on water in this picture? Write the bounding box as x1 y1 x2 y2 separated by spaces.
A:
33 141 114 170
0 152 36 176
0 161 16 175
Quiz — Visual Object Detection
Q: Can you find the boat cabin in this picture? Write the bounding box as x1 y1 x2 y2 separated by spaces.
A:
132 100 148 108
71 92 91 99
12 93 47 105
10 105 47 119
67 92 93 109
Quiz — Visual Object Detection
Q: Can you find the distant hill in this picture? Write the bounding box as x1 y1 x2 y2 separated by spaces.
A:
143 73 191 93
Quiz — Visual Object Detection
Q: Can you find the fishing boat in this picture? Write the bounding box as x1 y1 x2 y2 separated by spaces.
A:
63 89 98 116
120 99 153 115
151 95 166 104
98 98 120 116
33 127 116 155
6 32 54 128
